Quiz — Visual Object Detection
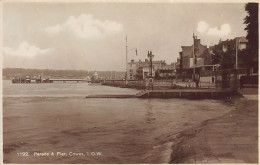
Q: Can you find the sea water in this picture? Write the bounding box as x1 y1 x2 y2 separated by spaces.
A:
2 80 234 163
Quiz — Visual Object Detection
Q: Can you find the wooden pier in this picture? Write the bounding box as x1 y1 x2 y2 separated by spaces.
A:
85 94 136 98
86 89 239 99
49 79 90 83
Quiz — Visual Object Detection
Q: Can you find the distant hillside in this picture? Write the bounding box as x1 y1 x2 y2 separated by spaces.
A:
2 68 125 80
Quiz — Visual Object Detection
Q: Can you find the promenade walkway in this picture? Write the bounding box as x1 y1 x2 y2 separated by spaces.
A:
170 87 258 163
238 88 258 100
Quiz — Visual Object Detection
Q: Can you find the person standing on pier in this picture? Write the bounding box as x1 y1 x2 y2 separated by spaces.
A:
240 76 244 90
195 74 200 88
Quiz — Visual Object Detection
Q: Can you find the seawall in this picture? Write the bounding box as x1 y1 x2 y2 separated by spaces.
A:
102 79 217 90
86 89 240 99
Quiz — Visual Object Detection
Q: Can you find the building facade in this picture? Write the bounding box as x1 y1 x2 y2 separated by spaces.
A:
127 59 175 80
179 35 211 71
155 63 176 79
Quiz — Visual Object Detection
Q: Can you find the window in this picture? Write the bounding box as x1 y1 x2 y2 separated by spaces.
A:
239 43 246 50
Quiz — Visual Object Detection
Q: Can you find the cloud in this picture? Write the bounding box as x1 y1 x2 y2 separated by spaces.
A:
197 21 209 33
3 42 53 58
46 14 123 40
196 21 231 36
46 25 62 34
207 23 231 36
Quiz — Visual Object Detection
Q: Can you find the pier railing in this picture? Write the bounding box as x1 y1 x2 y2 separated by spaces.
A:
102 79 217 89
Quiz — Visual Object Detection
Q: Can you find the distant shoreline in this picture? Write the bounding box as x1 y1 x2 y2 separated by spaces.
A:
2 68 125 80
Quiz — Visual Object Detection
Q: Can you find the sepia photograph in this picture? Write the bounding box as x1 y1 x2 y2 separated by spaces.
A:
1 0 259 164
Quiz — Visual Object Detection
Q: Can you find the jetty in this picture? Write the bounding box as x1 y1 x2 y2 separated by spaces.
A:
86 89 239 99
49 78 90 83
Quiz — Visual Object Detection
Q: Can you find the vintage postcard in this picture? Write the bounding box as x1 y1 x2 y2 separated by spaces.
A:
1 0 259 164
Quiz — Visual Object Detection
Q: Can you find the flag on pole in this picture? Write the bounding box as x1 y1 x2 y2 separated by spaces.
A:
193 32 197 39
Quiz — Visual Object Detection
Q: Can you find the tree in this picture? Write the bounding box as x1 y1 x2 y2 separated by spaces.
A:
238 49 248 68
222 40 236 69
211 39 236 69
244 3 258 74
211 49 222 65
154 70 160 79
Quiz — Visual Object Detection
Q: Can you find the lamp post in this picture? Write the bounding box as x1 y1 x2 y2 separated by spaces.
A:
147 51 154 90
192 33 196 79
125 36 128 85
235 37 241 70
147 51 154 78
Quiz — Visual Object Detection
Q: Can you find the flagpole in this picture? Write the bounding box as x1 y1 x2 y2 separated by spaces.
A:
193 33 195 77
125 36 128 84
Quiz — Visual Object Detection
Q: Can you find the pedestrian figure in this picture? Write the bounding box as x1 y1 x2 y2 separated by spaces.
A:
195 79 199 88
195 74 200 88
240 77 244 90
145 78 148 90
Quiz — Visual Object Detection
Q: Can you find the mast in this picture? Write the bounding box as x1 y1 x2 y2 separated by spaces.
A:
193 32 196 76
125 36 128 84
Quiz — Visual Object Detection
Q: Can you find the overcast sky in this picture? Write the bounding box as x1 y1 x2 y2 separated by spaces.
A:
3 2 248 71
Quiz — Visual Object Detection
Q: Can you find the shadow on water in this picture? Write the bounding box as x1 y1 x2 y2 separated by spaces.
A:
145 100 156 124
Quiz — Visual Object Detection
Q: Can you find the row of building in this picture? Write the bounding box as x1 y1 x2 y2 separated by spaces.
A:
177 35 248 75
127 59 175 80
127 34 252 81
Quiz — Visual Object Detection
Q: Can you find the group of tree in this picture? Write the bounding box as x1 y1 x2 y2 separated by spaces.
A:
211 3 258 75
211 39 236 70
244 3 258 75
2 68 125 80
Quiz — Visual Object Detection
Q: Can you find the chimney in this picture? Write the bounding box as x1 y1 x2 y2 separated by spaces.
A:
194 39 201 46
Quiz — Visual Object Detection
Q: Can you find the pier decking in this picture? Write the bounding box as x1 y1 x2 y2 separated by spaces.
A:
85 94 136 98
86 89 239 99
